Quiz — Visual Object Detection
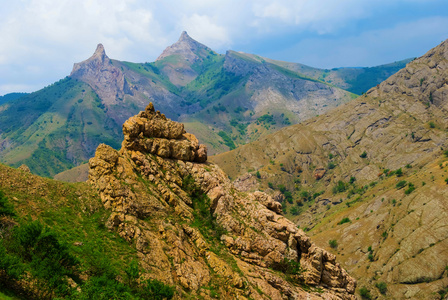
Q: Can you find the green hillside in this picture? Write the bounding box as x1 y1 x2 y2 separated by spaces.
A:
0 78 121 177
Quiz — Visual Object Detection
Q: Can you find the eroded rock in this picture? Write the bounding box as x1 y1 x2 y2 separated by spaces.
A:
88 102 356 299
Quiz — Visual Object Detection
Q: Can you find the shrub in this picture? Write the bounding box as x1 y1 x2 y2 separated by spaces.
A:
327 162 336 169
256 171 261 179
338 217 351 225
141 279 175 300
329 240 338 249
278 184 287 193
349 176 356 184
395 168 403 177
328 153 334 159
396 180 407 189
276 258 303 276
332 181 348 194
359 286 372 299
290 206 300 216
0 190 15 217
368 254 374 262
429 121 436 128
360 151 367 158
375 281 387 295
300 191 311 201
284 191 293 203
404 183 415 194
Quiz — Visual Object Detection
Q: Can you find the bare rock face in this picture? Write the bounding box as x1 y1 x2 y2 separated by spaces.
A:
70 44 131 105
88 102 355 299
122 103 207 163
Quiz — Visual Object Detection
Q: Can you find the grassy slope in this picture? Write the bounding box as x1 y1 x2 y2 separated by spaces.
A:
0 163 139 297
0 78 122 177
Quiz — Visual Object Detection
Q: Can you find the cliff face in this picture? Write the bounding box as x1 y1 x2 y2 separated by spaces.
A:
88 102 356 299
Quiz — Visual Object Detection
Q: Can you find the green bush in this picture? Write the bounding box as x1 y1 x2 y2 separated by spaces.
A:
140 279 175 300
338 217 351 225
360 151 367 158
290 206 300 216
404 183 415 194
0 191 15 217
300 191 311 201
359 286 372 299
332 181 348 194
327 162 336 169
375 281 387 295
396 180 407 189
278 184 287 193
276 258 303 276
329 240 338 249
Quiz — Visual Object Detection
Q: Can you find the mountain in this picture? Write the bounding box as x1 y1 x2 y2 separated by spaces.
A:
211 39 448 298
255 55 412 95
0 32 405 177
0 102 357 299
0 92 28 106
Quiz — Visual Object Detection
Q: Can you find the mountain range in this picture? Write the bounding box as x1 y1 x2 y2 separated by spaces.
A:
0 32 409 177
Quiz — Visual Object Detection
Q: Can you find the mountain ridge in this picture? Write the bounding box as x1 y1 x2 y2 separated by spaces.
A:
210 38 448 298
0 33 409 177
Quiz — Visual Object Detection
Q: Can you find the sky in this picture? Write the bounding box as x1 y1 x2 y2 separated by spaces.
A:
0 0 448 96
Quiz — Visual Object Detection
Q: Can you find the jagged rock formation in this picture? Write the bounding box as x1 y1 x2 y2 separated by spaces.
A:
70 44 132 105
122 103 207 163
88 102 356 299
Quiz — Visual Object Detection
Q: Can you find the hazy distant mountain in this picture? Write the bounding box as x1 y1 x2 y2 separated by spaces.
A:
211 38 448 298
0 32 405 177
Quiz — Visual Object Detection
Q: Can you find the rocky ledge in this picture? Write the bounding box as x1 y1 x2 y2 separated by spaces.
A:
88 102 356 299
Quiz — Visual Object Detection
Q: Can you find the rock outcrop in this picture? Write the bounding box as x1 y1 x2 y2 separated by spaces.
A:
122 103 207 163
89 102 356 299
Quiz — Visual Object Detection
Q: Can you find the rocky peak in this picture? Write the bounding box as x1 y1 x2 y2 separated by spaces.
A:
70 43 131 105
88 102 356 299
156 31 214 63
122 102 207 163
92 43 106 61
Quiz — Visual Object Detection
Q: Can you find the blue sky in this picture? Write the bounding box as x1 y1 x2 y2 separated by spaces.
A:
0 0 447 96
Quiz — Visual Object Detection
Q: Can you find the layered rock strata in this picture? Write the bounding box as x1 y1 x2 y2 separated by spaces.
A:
89 102 356 299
